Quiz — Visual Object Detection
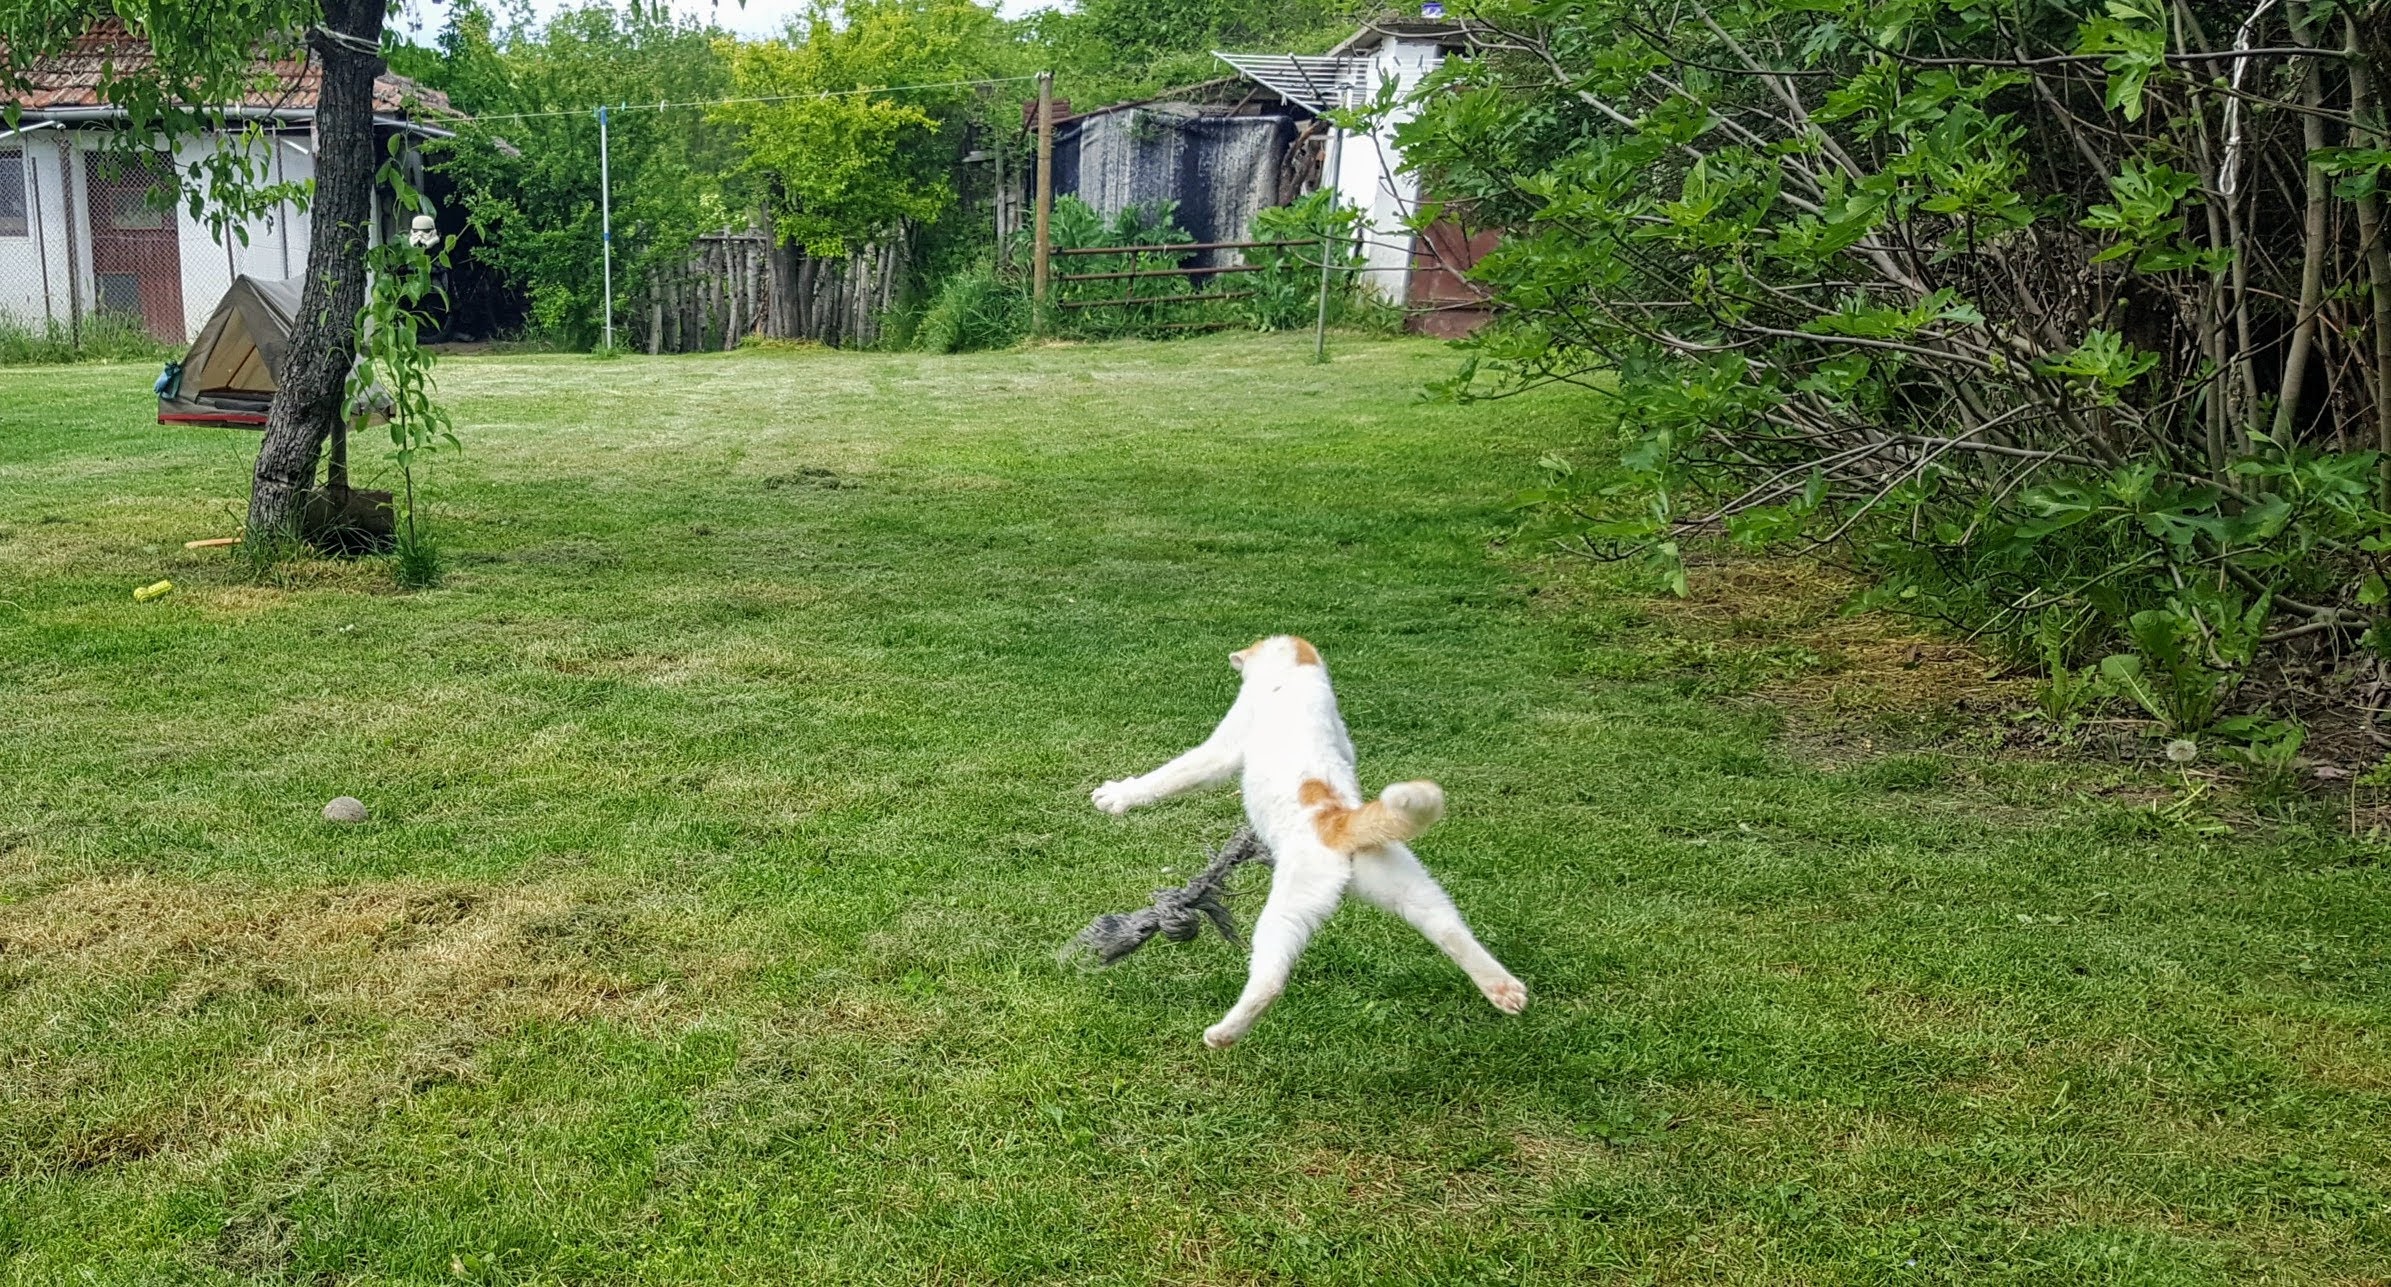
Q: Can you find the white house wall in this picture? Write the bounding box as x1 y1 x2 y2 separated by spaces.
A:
0 125 312 343
171 132 311 340
1329 37 1445 300
268 134 314 284
0 134 78 331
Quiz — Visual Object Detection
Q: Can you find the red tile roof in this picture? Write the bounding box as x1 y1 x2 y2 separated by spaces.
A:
5 19 458 118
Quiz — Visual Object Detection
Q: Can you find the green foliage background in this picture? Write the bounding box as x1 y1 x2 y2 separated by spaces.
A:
400 3 746 350
391 0 1379 350
1397 0 2391 732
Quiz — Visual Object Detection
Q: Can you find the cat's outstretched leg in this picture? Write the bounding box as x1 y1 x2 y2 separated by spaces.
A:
1203 851 1349 1048
1351 845 1527 1014
1092 700 1250 814
1091 740 1242 814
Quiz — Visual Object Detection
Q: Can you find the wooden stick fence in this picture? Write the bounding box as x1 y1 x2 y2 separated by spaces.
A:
637 224 908 352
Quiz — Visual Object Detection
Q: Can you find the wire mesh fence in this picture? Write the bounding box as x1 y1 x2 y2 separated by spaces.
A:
0 125 312 365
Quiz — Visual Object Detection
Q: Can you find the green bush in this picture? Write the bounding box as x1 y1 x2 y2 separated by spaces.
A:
1243 189 1364 332
905 190 1380 355
1041 196 1212 339
1405 1 2391 730
981 194 1374 342
915 267 1029 353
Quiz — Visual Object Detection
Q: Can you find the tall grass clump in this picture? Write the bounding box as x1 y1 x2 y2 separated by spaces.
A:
392 520 444 589
915 266 1029 353
0 312 176 366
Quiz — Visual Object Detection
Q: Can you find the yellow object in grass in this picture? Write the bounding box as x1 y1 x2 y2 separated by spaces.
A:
133 579 174 603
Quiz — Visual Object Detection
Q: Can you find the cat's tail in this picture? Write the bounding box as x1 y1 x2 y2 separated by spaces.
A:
1340 780 1446 852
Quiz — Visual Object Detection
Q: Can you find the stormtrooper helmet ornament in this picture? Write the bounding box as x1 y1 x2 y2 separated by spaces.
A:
407 214 438 250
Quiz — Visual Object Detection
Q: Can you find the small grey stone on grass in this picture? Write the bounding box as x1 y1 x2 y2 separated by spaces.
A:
323 796 369 824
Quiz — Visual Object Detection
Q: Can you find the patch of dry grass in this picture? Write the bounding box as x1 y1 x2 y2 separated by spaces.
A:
1662 557 2032 718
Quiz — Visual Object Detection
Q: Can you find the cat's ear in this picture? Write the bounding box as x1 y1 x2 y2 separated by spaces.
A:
1230 645 1254 671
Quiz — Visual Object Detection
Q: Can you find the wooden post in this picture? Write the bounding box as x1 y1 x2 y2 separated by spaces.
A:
58 134 81 347
724 235 743 352
327 416 349 496
1033 70 1055 330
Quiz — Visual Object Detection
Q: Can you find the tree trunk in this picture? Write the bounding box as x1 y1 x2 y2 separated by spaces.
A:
2351 16 2391 504
2276 3 2333 439
246 0 385 539
724 239 744 352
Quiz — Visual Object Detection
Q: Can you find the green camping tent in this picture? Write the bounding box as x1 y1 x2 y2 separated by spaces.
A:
157 275 301 427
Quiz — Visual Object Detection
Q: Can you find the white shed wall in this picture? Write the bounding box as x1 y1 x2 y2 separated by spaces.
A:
1328 37 1445 300
172 132 312 340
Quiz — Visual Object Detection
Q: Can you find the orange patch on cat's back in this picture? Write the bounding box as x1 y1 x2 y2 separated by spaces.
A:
1300 777 1354 848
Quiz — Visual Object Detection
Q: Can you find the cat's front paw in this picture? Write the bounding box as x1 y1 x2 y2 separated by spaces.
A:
1091 779 1141 815
1482 975 1529 1015
1202 1022 1244 1049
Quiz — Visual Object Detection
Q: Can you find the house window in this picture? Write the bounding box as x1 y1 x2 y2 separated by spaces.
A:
0 149 26 238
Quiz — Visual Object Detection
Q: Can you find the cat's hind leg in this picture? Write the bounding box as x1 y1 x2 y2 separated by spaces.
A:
1351 844 1527 1014
1203 848 1349 1048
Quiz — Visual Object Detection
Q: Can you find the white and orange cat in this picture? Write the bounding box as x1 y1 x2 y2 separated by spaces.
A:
1092 635 1527 1047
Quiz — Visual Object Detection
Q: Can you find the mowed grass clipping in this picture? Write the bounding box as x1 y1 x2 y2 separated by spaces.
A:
3 334 2390 1284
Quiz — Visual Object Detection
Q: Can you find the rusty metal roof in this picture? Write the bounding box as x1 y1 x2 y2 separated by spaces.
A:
4 19 459 120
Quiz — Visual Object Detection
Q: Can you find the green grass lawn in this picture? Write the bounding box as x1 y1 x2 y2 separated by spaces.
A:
3 333 2389 1284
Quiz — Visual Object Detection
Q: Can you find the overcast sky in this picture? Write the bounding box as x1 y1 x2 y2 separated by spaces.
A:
394 0 1065 44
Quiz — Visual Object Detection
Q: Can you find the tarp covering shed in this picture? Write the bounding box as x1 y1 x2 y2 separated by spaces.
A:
1052 103 1299 269
157 275 301 426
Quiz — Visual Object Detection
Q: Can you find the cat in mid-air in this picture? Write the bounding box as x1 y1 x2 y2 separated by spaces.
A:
1092 635 1527 1047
